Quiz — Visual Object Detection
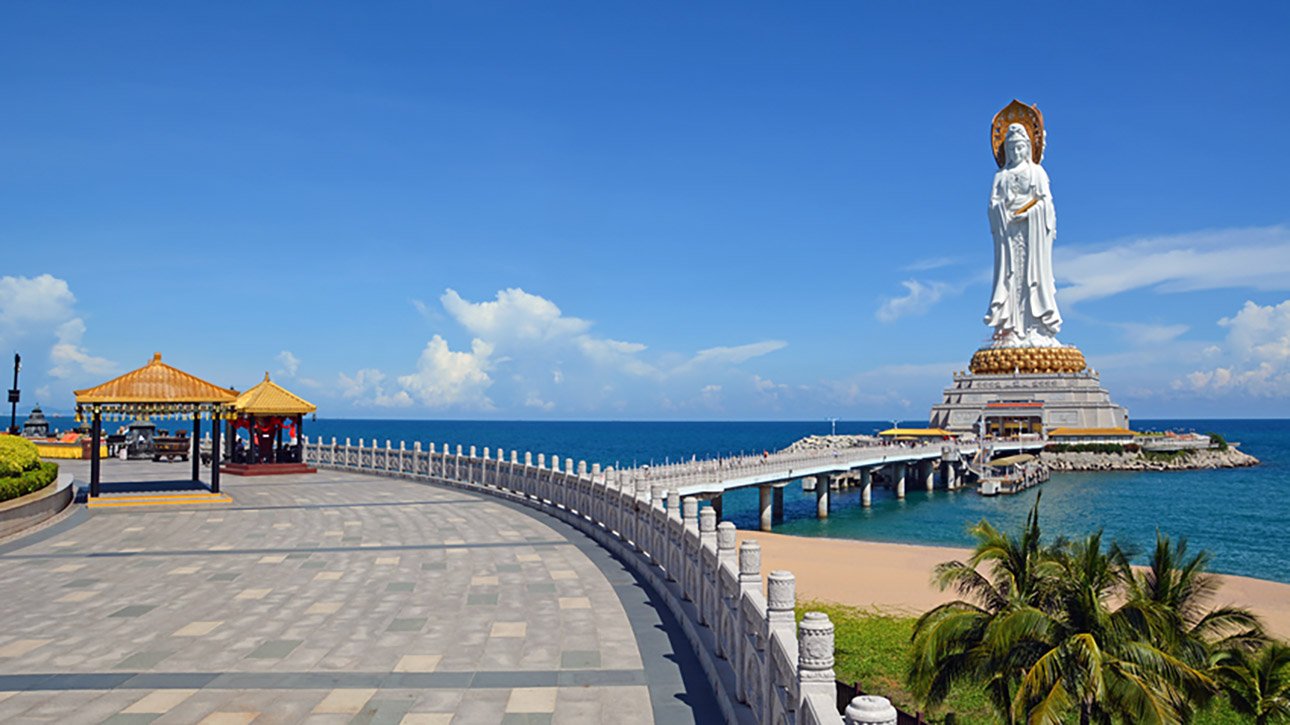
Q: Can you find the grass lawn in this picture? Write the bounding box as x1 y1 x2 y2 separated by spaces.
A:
796 600 1250 724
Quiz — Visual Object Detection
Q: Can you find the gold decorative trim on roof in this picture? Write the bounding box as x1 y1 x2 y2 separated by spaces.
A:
75 353 239 404
234 372 317 415
1048 427 1136 437
878 428 954 437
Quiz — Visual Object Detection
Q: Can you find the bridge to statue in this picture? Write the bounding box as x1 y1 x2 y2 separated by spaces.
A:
619 439 1046 530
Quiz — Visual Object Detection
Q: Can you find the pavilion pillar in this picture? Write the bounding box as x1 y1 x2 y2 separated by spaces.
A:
296 414 303 462
248 414 257 465
89 406 102 498
191 410 201 482
211 411 222 494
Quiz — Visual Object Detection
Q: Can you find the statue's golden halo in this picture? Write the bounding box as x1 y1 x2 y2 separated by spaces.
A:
991 99 1045 168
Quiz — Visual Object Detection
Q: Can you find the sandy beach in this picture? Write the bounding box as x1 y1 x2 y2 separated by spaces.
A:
738 531 1290 640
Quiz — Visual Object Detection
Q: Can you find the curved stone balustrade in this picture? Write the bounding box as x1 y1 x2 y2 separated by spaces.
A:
303 436 893 724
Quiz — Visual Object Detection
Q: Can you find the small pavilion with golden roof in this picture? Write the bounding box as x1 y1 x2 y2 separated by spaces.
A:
223 372 317 476
74 352 238 496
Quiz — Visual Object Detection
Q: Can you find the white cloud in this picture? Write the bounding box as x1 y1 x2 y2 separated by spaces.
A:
276 350 301 377
397 335 495 409
876 280 950 322
1175 299 1290 397
47 318 114 379
1114 322 1190 346
0 274 76 328
442 288 591 341
676 340 787 373
904 256 960 272
1058 225 1290 305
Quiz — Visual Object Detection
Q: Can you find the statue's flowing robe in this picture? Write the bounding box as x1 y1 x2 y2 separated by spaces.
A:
984 160 1062 342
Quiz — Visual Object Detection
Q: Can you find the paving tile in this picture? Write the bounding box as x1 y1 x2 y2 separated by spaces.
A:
0 639 52 657
467 593 498 606
386 582 415 592
121 688 198 713
257 554 287 564
559 650 601 668
235 588 272 600
51 563 87 573
313 571 343 581
110 605 158 618
470 575 499 586
399 714 453 725
101 715 160 725
306 602 342 615
115 650 173 669
64 577 99 587
196 713 259 725
208 573 240 581
557 597 590 610
505 688 558 713
548 570 577 580
172 621 223 637
491 622 527 638
387 617 426 632
57 590 96 603
393 655 443 672
246 639 303 658
312 688 377 715
375 556 400 565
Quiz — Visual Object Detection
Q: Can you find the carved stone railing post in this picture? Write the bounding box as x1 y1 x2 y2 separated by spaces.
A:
666 488 682 581
767 570 799 723
845 696 898 725
798 612 836 710
714 521 738 659
736 540 762 705
699 507 718 626
682 497 700 601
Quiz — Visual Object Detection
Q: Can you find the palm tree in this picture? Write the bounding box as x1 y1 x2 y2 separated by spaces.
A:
1011 532 1214 724
1213 642 1290 724
909 496 1058 723
1123 533 1265 666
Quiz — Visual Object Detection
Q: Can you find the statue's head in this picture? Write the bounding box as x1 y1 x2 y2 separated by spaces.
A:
1004 123 1031 165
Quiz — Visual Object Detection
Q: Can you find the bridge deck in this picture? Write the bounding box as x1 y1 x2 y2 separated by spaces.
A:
0 460 719 724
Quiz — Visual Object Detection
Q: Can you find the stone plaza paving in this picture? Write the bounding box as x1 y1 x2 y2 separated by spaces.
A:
0 461 721 724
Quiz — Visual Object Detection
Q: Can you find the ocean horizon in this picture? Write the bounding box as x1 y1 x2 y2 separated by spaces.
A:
40 416 1290 585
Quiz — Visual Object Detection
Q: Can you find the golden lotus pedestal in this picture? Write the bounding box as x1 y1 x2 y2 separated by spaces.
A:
969 345 1087 375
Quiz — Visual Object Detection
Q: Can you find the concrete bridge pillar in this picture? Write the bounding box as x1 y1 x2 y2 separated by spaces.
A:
802 476 816 492
945 462 958 490
891 463 906 499
861 468 872 507
829 475 840 491
711 493 723 520
759 484 773 532
923 460 935 491
816 476 829 518
772 483 785 523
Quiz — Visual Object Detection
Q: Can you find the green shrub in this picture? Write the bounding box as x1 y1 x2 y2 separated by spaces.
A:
0 436 41 477
0 461 59 503
1042 442 1125 454
1207 432 1229 451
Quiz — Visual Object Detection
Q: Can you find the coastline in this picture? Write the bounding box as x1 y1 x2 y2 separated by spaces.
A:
738 530 1290 640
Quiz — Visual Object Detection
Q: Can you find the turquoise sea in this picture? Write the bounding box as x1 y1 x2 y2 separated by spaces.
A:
43 417 1290 584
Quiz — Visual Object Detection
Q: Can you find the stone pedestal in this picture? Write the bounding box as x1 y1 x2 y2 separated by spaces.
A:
929 367 1128 434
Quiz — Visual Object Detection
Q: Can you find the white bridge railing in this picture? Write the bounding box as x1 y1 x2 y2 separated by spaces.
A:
303 436 898 725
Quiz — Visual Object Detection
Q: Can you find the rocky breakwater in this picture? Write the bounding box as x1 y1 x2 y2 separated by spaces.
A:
782 434 882 453
1041 446 1259 472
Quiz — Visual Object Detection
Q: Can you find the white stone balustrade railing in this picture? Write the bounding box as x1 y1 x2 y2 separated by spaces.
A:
303 436 898 725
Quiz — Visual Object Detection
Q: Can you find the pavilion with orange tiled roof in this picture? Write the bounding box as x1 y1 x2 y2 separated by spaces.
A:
74 352 238 496
223 372 317 476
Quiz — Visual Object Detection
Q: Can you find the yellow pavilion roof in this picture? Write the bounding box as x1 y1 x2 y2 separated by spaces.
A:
1047 427 1136 437
234 373 316 415
878 428 955 437
75 353 238 404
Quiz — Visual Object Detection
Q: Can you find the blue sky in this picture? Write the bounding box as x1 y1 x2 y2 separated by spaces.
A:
3 2 1289 419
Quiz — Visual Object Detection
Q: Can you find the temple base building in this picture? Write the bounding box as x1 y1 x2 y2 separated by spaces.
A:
927 347 1129 436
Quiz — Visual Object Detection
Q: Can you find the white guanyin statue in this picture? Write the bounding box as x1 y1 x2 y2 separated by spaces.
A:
984 103 1063 349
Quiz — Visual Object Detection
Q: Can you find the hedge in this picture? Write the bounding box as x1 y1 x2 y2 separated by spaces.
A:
0 461 59 504
0 435 41 477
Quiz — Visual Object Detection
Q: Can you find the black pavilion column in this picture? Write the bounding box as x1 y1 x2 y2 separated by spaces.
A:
248 414 257 465
89 406 102 497
191 409 201 482
211 411 222 494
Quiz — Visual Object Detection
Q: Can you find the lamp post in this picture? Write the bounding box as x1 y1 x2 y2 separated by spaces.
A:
7 353 19 435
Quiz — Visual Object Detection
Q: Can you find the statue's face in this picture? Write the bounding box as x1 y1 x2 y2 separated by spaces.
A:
1007 138 1030 164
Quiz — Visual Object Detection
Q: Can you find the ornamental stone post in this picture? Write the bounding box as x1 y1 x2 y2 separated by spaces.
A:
846 695 898 725
715 522 738 658
736 540 762 705
682 497 700 602
767 570 798 721
699 507 718 627
650 483 667 564
797 611 836 706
